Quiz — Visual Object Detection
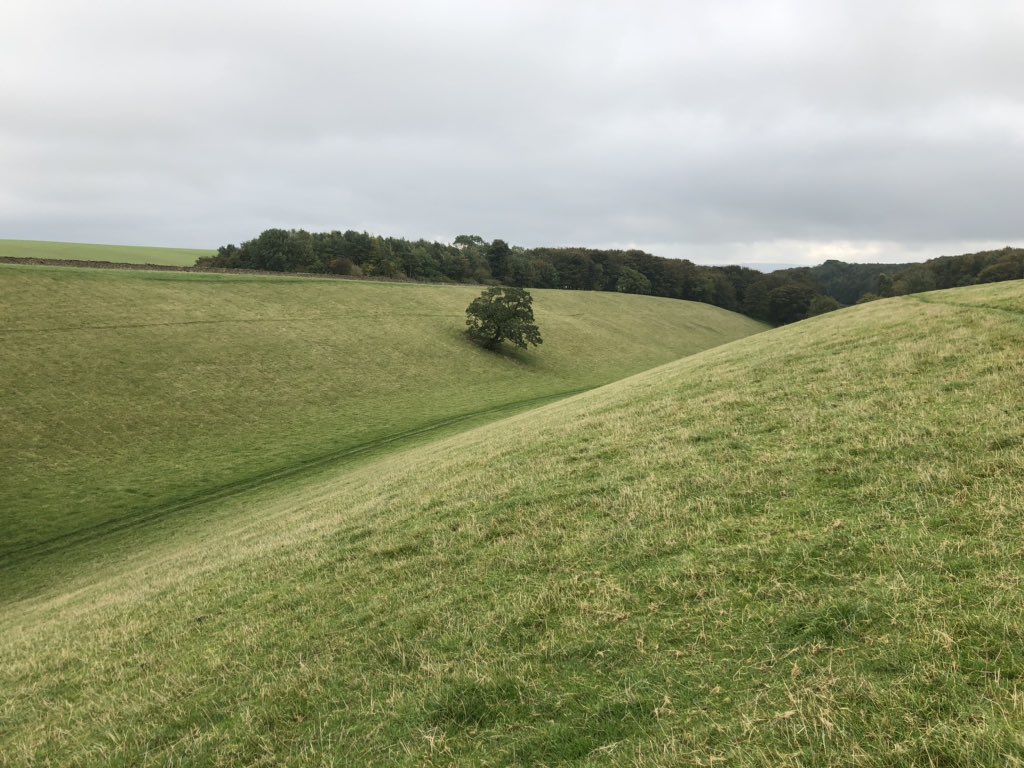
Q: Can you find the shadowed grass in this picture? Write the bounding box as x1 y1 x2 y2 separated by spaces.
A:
1 281 1022 765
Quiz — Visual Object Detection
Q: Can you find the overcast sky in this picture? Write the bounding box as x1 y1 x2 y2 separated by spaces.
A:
3 1 1023 266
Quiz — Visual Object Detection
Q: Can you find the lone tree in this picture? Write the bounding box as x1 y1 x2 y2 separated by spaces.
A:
465 286 543 351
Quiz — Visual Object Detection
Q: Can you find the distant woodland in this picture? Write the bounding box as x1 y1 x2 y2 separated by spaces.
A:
201 230 1024 325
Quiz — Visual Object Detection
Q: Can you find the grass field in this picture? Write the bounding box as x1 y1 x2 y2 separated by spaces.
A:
0 239 212 266
0 264 764 593
1 280 1021 765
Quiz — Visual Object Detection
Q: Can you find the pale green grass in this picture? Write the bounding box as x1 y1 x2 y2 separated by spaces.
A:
0 239 212 266
1 281 1022 765
0 264 764 590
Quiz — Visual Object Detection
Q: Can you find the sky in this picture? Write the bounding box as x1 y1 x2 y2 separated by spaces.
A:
2 1 1023 267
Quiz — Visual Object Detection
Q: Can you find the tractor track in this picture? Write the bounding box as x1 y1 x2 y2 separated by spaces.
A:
0 387 590 572
907 293 1024 319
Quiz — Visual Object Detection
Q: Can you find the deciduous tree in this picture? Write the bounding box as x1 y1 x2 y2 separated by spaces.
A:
465 287 543 351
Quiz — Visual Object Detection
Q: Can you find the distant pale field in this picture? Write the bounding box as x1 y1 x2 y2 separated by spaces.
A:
1 280 1022 765
0 263 765 588
0 239 212 266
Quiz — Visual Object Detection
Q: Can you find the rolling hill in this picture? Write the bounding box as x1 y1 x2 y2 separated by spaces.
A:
0 239 212 266
1 279 1021 765
0 263 765 589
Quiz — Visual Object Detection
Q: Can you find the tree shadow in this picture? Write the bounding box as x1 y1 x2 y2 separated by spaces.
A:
455 329 541 366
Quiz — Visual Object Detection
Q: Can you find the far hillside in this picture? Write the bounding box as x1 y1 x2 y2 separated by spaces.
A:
3 280 1021 765
0 264 765 578
0 239 212 266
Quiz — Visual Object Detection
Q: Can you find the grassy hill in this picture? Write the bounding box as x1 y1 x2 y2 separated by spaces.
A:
0 264 764 584
0 239 212 266
2 280 1021 765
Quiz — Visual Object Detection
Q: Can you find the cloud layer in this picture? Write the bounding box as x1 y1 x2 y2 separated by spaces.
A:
3 0 1023 265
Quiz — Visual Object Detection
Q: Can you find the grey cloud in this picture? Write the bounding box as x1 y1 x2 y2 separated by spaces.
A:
2 0 1023 265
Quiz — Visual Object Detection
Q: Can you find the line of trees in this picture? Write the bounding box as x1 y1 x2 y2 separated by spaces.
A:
198 229 1023 325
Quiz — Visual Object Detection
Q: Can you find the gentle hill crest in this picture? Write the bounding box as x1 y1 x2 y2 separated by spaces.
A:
0 238 212 266
2 280 1022 764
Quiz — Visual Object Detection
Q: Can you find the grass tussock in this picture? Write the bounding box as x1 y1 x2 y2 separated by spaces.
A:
1 280 1023 766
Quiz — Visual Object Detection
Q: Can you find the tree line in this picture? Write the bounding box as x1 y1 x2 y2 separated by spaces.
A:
198 229 1023 325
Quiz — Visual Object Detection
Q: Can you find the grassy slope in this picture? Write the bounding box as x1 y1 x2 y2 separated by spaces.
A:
0 264 764 576
2 281 1022 766
0 239 212 265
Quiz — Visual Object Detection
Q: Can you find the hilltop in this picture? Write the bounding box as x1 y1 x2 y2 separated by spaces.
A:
2 279 1021 765
0 239 212 266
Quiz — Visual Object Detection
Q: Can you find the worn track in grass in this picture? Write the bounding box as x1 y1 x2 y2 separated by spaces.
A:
0 386 587 574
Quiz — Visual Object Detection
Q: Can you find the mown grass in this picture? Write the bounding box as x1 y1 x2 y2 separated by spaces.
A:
0 264 764 591
1 281 1022 765
0 239 212 266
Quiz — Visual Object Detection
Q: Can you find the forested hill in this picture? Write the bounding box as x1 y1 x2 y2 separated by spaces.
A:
201 230 1024 324
782 248 1024 305
785 260 917 305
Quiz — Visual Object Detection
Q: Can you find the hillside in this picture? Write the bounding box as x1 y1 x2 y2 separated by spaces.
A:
2 280 1021 765
0 239 212 266
0 264 764 581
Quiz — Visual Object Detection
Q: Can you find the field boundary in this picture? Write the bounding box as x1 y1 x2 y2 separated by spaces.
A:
0 256 447 285
0 312 460 335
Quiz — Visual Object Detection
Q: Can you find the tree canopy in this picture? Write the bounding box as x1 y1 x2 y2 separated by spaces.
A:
465 287 543 351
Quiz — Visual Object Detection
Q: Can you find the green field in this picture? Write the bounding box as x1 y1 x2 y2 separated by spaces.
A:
2 275 1022 765
0 239 212 266
0 264 764 589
